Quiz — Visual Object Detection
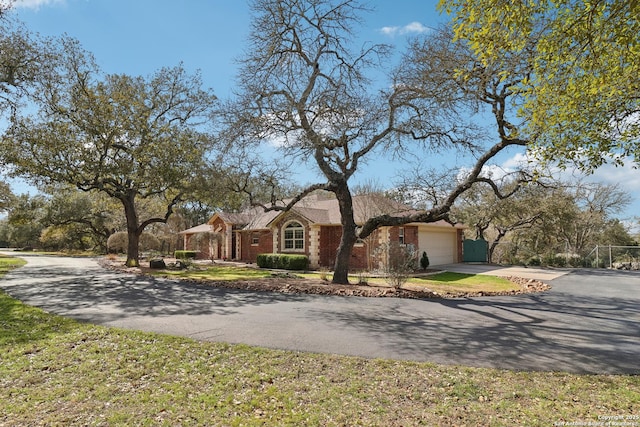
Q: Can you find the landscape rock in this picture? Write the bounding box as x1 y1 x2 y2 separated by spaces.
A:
99 258 552 300
149 259 166 269
612 261 640 271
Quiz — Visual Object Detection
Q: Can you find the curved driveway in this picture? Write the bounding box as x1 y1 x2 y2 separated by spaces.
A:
1 253 638 374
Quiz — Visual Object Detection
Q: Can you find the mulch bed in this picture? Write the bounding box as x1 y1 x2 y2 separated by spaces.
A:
98 258 551 299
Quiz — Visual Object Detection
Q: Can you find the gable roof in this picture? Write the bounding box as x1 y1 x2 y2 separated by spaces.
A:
180 192 465 240
197 191 461 231
214 211 258 227
352 193 421 223
179 191 465 236
178 223 214 235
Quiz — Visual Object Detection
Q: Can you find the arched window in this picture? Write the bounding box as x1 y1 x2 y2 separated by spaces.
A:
283 221 304 250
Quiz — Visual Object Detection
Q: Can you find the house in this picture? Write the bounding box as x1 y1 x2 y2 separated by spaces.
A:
179 191 464 270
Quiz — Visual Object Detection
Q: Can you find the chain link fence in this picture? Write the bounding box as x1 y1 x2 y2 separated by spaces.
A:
585 245 640 270
485 242 640 270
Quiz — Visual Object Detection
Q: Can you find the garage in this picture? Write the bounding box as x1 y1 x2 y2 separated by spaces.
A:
417 222 464 266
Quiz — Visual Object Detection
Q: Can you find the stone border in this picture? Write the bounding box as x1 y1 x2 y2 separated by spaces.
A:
99 258 551 299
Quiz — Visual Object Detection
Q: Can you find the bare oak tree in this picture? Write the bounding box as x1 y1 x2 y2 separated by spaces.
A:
228 0 533 284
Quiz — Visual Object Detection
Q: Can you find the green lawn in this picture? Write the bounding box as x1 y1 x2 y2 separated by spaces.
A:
1 256 638 426
1 291 637 426
0 255 27 273
406 272 518 293
155 262 520 294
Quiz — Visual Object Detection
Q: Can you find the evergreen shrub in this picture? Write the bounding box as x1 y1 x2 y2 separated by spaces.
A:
174 250 197 260
256 253 308 270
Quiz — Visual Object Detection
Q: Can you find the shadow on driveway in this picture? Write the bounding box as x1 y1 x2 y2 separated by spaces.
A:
308 289 639 374
0 254 315 324
2 254 638 374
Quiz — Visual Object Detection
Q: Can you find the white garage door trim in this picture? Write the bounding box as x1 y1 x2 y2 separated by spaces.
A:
418 226 456 266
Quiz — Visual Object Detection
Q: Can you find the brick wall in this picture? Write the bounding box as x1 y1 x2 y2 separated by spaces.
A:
237 223 425 269
239 230 273 263
319 225 341 268
388 225 419 247
318 225 372 270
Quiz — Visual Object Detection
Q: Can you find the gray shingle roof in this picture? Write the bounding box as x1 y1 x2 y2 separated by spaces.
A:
178 223 214 234
183 191 463 233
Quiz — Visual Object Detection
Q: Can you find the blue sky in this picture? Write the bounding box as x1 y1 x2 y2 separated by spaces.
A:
12 0 448 97
8 0 640 230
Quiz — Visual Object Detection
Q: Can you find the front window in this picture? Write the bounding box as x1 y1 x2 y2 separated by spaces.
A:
399 227 405 245
284 221 304 250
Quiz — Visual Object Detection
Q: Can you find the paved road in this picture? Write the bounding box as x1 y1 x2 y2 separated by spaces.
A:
1 253 638 374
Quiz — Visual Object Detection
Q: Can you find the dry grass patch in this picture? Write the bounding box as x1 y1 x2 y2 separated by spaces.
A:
0 264 638 427
2 313 639 426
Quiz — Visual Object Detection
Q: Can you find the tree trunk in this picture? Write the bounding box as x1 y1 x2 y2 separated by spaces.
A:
121 194 141 268
331 183 358 285
488 230 507 264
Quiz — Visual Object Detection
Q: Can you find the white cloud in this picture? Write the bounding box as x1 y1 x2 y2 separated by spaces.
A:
403 21 430 34
13 0 65 10
500 152 532 171
263 132 293 149
586 162 640 193
455 152 533 184
594 163 640 233
379 21 431 37
495 151 640 230
379 26 399 36
492 151 640 191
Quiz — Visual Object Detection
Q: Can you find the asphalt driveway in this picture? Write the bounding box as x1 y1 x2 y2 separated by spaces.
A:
1 253 638 374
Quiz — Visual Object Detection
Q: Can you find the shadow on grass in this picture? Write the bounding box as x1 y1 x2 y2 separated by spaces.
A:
2 254 639 375
0 290 79 346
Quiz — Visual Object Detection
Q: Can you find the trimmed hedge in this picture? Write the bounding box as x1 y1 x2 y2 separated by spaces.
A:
174 250 197 260
256 253 309 271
